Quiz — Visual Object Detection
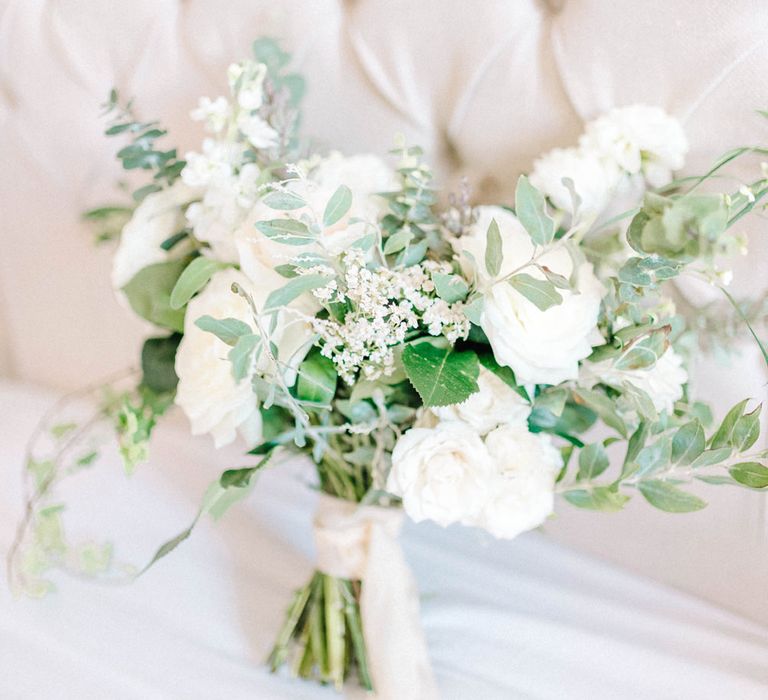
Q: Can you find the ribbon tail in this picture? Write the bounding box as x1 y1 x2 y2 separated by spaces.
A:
360 524 439 700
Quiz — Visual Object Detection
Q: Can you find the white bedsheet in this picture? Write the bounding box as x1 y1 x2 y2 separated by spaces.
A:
1 381 767 699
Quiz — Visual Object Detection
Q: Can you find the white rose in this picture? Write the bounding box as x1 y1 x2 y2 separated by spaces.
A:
175 268 314 448
476 423 562 539
581 347 687 414
458 207 604 385
580 104 688 188
235 151 398 273
387 422 495 527
433 367 530 435
112 181 197 290
529 146 621 220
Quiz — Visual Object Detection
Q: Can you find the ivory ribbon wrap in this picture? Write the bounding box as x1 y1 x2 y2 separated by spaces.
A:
313 494 439 700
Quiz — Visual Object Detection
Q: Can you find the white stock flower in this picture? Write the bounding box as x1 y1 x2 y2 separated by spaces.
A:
238 113 279 149
433 367 530 435
111 181 197 290
175 268 314 448
457 207 604 385
387 422 495 527
236 152 398 275
476 423 561 539
190 96 231 134
529 147 620 219
580 104 688 188
581 347 688 414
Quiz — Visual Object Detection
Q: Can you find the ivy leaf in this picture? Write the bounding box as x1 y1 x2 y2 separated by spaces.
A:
508 273 563 311
263 190 307 210
577 443 610 481
122 259 187 332
255 219 316 245
194 315 252 346
264 274 332 312
638 480 707 513
296 352 337 405
563 487 629 512
485 218 503 277
729 462 768 489
432 273 469 303
515 175 555 246
323 185 353 227
170 257 225 310
402 343 480 407
671 419 706 465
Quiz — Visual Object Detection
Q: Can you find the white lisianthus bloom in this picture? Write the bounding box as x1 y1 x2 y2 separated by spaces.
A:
387 422 495 527
581 347 688 414
580 104 688 188
433 367 530 435
111 180 197 290
476 424 562 539
456 207 604 385
175 268 314 448
529 147 621 220
236 152 398 274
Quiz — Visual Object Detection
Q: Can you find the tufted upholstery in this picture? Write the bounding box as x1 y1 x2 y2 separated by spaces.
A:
1 1 767 621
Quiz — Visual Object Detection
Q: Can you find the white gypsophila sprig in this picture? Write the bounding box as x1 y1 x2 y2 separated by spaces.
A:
312 250 470 382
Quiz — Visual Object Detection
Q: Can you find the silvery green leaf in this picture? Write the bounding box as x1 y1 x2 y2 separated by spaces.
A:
263 190 307 210
351 232 377 250
170 257 225 310
690 446 732 468
728 462 768 489
400 240 428 266
621 421 649 479
432 273 469 303
577 443 610 481
732 407 761 451
508 273 563 311
402 342 479 407
484 218 503 277
228 334 260 381
561 176 581 219
515 175 555 246
539 266 572 290
635 436 672 477
614 330 668 371
463 295 484 325
255 218 316 245
671 419 706 465
264 273 332 312
638 480 707 512
323 184 352 227
383 229 412 255
573 388 627 437
194 315 252 346
563 487 629 512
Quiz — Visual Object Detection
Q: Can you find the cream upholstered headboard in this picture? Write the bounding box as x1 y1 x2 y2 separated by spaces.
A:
1 0 767 621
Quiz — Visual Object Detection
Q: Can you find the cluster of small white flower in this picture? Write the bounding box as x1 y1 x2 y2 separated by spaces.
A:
312 251 470 382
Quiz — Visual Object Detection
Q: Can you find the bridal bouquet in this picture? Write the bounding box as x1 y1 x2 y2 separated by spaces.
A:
10 39 768 697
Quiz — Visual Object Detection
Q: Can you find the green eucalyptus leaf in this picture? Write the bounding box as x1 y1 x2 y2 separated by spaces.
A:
170 257 225 310
255 218 316 245
515 175 554 246
508 273 562 311
264 273 332 312
383 229 413 255
228 334 260 381
563 487 629 512
671 419 706 465
402 343 480 407
577 443 610 481
638 480 707 513
485 218 503 277
194 315 252 346
263 190 307 211
710 399 750 449
463 295 484 325
432 273 469 303
732 407 761 452
323 185 353 227
728 462 768 489
691 446 733 468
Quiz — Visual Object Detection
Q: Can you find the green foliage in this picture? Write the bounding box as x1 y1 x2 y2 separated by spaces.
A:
263 190 307 210
122 259 188 332
638 480 707 513
115 386 174 474
402 342 480 407
141 334 180 393
577 443 610 481
323 185 353 227
729 462 768 489
484 218 503 277
169 257 226 310
228 334 261 381
432 273 469 303
264 273 333 311
508 273 562 311
515 175 555 246
255 219 317 246
297 352 338 406
194 315 252 346
563 487 629 512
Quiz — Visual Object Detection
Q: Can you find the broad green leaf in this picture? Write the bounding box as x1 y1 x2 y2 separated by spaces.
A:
402 343 479 407
563 487 629 512
263 190 307 210
432 273 469 303
485 218 503 277
709 399 750 448
264 273 332 311
228 333 260 381
533 387 568 417
255 218 316 245
141 335 180 393
613 330 668 371
573 388 627 437
194 315 252 346
577 443 610 481
515 175 555 246
671 419 706 465
297 352 337 405
634 437 672 478
123 259 187 332
463 295 484 324
508 273 563 311
732 407 761 452
383 229 412 255
638 480 707 513
621 421 649 479
323 184 353 227
170 257 225 310
729 462 768 489
691 447 732 468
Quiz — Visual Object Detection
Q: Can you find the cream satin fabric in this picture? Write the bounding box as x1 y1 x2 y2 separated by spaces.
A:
314 494 438 700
